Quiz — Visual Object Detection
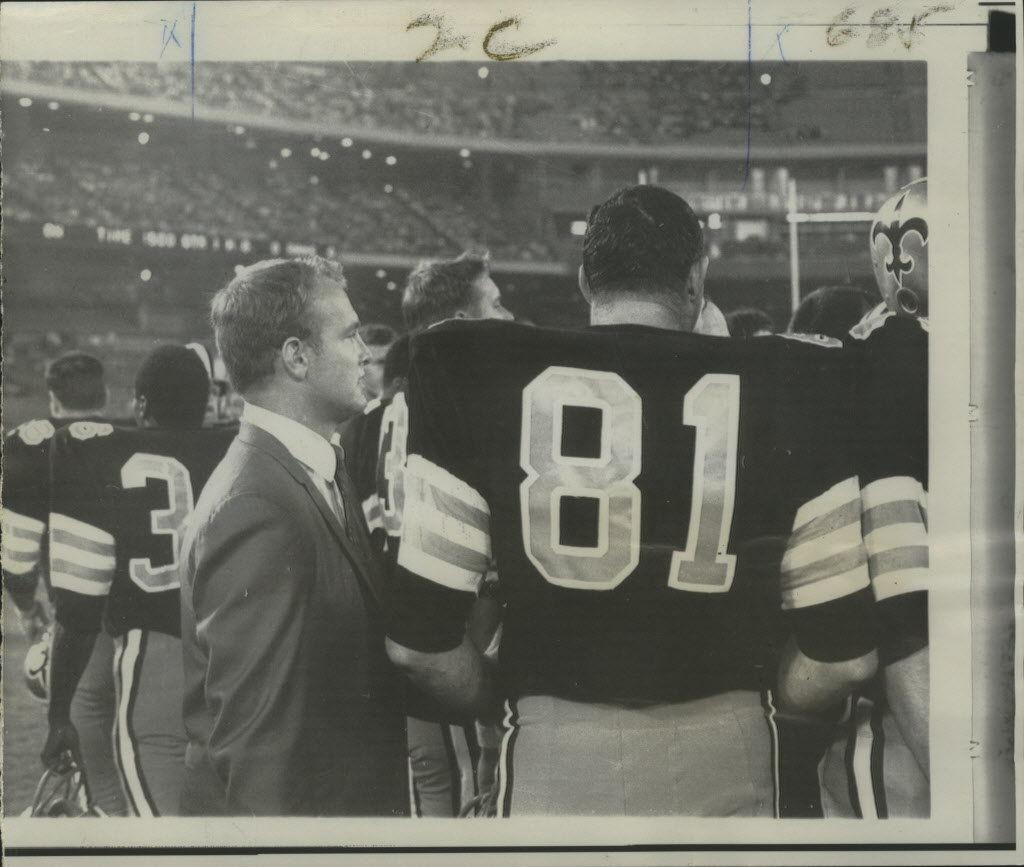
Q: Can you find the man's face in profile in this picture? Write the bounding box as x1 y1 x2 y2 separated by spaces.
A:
304 280 370 424
465 274 513 322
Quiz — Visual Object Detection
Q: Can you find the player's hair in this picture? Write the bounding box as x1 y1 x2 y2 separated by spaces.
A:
358 323 397 349
401 252 490 332
211 256 346 394
135 344 211 429
726 307 775 338
789 286 873 342
583 185 705 299
383 333 411 387
45 352 106 412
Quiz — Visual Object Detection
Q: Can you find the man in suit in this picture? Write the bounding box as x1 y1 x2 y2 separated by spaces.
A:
179 256 408 816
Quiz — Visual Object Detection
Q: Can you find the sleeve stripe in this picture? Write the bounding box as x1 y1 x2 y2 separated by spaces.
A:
398 543 484 594
862 500 925 536
864 522 927 558
874 566 930 602
430 487 490 535
2 555 39 575
50 527 117 559
782 562 871 610
781 545 868 592
362 496 383 531
2 534 42 554
2 509 46 539
869 545 929 580
50 540 117 571
861 476 924 511
50 512 116 547
405 502 491 558
405 454 489 516
782 521 862 573
786 498 860 551
792 478 861 533
50 558 114 595
404 524 490 576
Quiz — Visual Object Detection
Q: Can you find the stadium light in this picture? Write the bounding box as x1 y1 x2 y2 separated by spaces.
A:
234 125 246 135
18 97 32 108
319 151 329 161
234 264 245 275
309 175 319 185
707 212 722 230
281 147 292 158
143 113 154 123
384 184 394 194
269 159 278 169
760 73 772 86
48 101 60 111
140 269 152 281
570 220 587 236
385 155 397 166
137 132 150 145
311 147 321 158
459 147 471 159
478 67 489 79
375 269 386 279
341 137 353 147
128 110 140 120
362 149 372 159
386 281 397 291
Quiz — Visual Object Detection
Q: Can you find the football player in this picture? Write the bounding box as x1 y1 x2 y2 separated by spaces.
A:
2 351 128 816
42 344 235 816
385 185 879 816
341 253 510 817
817 178 930 818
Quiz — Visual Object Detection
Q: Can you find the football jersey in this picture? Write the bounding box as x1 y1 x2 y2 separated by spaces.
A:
389 320 872 705
2 418 59 584
49 422 236 637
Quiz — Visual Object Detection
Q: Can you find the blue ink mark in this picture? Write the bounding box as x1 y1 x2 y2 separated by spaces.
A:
743 0 752 188
160 18 182 58
775 24 790 62
190 2 197 120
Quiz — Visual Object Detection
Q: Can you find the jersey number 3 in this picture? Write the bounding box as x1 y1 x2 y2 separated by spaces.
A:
520 367 740 592
120 453 195 593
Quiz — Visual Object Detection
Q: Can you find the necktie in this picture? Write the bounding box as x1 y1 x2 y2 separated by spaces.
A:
329 445 349 529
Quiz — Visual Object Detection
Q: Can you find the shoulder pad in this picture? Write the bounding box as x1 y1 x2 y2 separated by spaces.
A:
15 419 56 446
68 421 114 441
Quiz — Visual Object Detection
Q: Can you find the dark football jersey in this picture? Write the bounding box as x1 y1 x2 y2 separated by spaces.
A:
2 418 60 585
848 306 928 603
49 422 236 637
389 320 872 704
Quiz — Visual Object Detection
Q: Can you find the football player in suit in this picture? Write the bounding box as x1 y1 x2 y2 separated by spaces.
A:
179 257 407 817
385 186 880 816
42 344 233 816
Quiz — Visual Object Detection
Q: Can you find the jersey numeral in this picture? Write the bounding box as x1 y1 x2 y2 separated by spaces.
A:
377 393 409 537
120 453 195 593
519 367 740 592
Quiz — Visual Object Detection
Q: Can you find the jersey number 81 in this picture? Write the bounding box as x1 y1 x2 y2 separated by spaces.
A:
520 367 739 593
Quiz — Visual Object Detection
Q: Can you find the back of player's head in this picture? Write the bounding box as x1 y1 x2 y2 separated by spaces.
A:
383 333 411 388
134 344 211 429
211 256 347 394
583 185 705 300
726 307 775 338
45 352 106 414
789 286 873 342
401 252 490 332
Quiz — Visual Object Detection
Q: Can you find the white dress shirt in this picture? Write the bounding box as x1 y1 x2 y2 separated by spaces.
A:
241 401 345 523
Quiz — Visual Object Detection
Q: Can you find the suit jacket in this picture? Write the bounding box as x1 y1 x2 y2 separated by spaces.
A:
179 421 408 817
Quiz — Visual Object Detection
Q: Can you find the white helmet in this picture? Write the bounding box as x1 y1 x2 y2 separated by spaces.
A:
870 177 928 317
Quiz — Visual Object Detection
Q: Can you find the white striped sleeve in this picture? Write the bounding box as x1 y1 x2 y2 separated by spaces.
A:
860 476 929 601
398 454 491 594
1 508 46 576
781 477 871 610
49 512 116 596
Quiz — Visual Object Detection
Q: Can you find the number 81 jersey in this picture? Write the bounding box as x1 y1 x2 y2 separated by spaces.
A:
49 423 236 637
389 321 871 705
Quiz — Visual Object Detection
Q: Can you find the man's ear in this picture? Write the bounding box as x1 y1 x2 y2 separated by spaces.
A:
280 336 309 380
687 255 710 298
578 265 592 303
133 395 148 426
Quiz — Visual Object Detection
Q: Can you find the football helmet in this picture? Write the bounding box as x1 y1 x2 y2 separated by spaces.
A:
23 754 104 817
870 177 928 317
23 630 52 703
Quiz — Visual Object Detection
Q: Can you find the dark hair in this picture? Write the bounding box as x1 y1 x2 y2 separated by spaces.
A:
135 344 211 429
789 286 873 342
211 256 346 394
358 323 398 348
45 352 106 411
402 252 490 331
726 307 775 338
583 185 705 298
383 333 411 387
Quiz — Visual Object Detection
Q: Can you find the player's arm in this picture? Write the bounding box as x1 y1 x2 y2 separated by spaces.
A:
188 494 319 815
776 633 877 716
41 621 98 771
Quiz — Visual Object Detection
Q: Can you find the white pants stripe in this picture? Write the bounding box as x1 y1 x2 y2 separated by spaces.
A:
112 629 156 817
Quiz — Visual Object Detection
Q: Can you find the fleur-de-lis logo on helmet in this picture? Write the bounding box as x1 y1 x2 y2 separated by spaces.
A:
870 178 928 317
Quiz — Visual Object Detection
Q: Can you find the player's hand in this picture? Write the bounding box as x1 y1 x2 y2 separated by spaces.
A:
41 721 81 773
16 598 52 644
